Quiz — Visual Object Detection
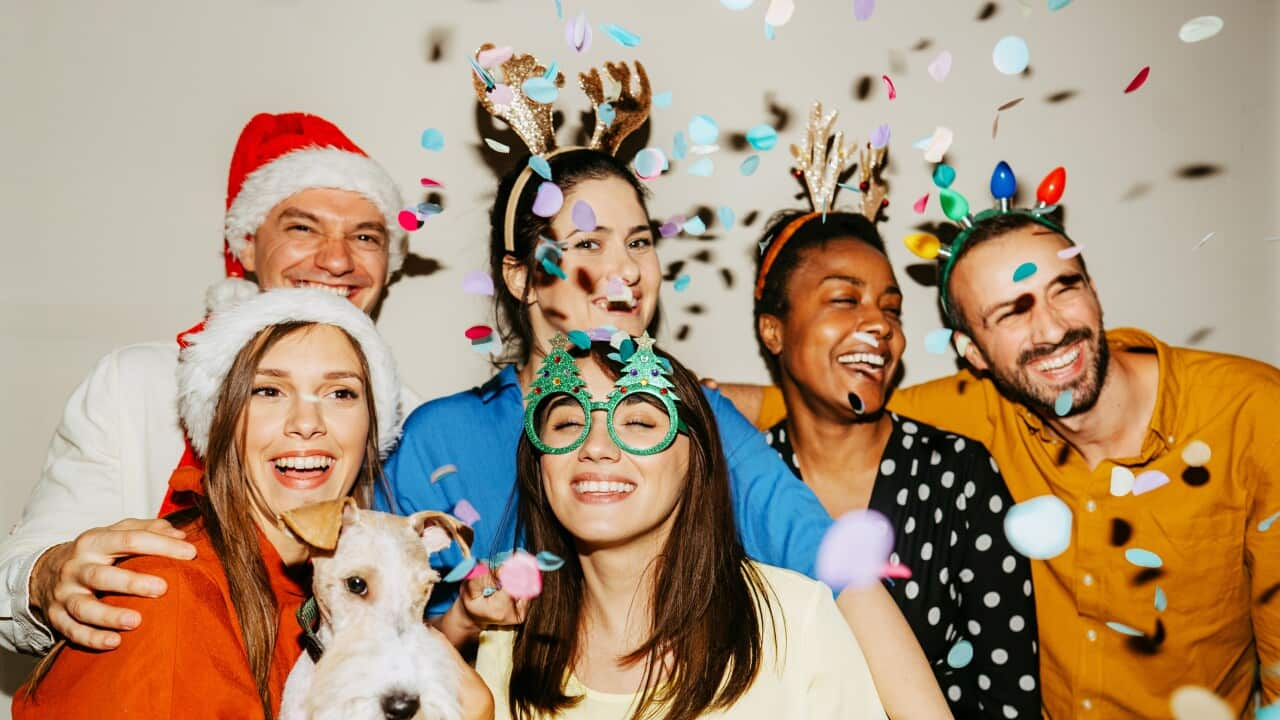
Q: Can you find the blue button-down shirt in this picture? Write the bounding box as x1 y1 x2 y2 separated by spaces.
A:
380 365 833 615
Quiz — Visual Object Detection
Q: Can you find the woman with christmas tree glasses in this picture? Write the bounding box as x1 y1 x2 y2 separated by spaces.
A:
474 334 886 720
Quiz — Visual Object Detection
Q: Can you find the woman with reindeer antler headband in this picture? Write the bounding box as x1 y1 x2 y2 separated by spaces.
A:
750 103 1042 719
380 45 951 719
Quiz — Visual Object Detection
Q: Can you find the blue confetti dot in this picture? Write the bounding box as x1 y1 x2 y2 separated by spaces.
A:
764 21 776 40
1048 0 1073 10
746 124 778 151
687 157 714 177
1259 512 1280 532
567 330 592 350
924 328 953 355
1054 390 1073 416
601 23 641 47
522 77 559 104
993 35 1030 75
1154 586 1168 612
528 155 552 181
541 257 567 280
672 131 689 161
932 163 956 188
673 274 691 292
1124 548 1163 568
1012 262 1037 282
946 639 974 668
420 128 445 151
683 216 707 235
1105 621 1144 637
688 115 720 146
597 102 616 127
740 155 761 176
653 91 673 108
718 206 736 230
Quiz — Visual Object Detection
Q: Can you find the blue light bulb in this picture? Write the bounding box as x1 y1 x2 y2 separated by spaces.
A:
990 161 1017 201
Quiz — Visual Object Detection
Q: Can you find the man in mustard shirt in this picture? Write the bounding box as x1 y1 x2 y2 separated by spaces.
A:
736 212 1279 718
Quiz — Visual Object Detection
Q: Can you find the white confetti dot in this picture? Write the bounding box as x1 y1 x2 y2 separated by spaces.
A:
954 438 967 452
941 470 955 488
1002 555 1017 573
935 508 944 523
950 530 959 546
903 421 918 434
975 534 993 551
990 495 1004 513
978 674 991 690
905 581 919 599
1019 675 1036 691
983 591 1001 608
992 648 1009 665
918 484 931 501
939 567 950 583
905 517 916 534
881 458 897 475
1003 705 1019 719
902 434 914 449
1009 615 1026 632
928 607 941 625
956 495 967 511
964 481 977 498
990 456 1001 473
1024 579 1033 596
968 619 982 635
896 488 909 506
931 450 942 465
947 686 962 702
960 568 975 583
921 542 933 560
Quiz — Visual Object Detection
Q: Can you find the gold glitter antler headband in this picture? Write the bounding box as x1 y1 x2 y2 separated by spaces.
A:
472 44 563 156
790 101 857 216
579 61 652 154
857 142 889 223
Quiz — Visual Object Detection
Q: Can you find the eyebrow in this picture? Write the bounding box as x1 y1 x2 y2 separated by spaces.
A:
278 208 321 224
256 368 364 382
351 221 388 235
564 224 652 240
978 272 1083 325
821 275 903 297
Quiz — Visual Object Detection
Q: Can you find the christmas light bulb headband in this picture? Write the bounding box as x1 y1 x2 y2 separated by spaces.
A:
470 43 652 254
523 333 686 456
902 162 1068 313
753 101 890 301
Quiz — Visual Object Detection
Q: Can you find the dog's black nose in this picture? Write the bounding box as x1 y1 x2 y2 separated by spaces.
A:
381 693 420 720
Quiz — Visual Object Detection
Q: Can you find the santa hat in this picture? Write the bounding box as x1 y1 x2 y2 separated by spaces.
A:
177 288 403 460
212 112 407 310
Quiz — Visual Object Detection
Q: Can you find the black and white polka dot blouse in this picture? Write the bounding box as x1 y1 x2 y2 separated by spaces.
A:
766 413 1042 719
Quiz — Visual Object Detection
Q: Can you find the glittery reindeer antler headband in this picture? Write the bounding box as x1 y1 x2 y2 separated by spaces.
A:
471 44 652 252
753 101 891 300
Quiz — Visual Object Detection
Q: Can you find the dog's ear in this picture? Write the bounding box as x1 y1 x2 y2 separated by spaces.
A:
281 497 358 551
409 511 475 558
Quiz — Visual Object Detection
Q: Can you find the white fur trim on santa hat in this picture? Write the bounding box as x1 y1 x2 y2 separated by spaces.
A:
204 277 261 313
177 288 402 460
224 147 408 274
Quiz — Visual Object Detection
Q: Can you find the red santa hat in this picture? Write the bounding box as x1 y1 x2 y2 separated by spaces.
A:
212 113 407 310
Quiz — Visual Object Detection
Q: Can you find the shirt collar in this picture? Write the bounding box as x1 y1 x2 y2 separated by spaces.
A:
477 364 522 404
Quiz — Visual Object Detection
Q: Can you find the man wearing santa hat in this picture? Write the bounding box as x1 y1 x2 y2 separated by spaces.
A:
0 112 409 655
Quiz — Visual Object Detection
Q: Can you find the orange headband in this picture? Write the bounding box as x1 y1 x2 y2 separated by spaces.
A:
753 212 820 300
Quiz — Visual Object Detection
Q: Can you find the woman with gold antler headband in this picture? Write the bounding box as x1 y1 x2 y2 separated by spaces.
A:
382 47 950 719
751 103 1042 719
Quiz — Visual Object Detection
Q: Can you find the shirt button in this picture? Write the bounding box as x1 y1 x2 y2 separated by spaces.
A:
1083 573 1095 586
1085 499 1097 512
1087 629 1098 641
1083 699 1094 710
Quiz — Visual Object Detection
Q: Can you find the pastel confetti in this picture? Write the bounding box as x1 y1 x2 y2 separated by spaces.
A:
928 51 953 82
541 257 567 280
497 551 543 599
522 77 559 104
397 210 422 232
601 23 641 47
953 333 972 357
1012 262 1037 282
567 329 592 350
672 131 689 160
464 562 490 580
462 270 495 296
1125 548 1163 569
1194 232 1215 249
912 193 929 214
535 551 565 571
1124 66 1150 94
1181 440 1211 467
528 155 552 181
740 155 761 176
1106 621 1144 637
764 0 795 27
1155 586 1168 612
554 0 562 19
1259 512 1280 533
1048 0 1074 9
1132 470 1171 496
597 102 616 127
946 639 974 668
721 0 755 8
419 177 444 188
924 328 953 355
653 90 673 108
688 115 720 146
1170 686 1235 720
429 464 458 484
869 123 890 149
932 164 956 188
604 277 634 305
687 157 714 177
683 216 707 235
476 45 514 69
673 274 692 292
816 509 894 590
633 147 668 180
717 206 736 230
468 56 497 89
881 75 897 100
565 11 592 53
852 331 880 348
571 200 597 232
442 556 478 583
992 35 1030 76
923 127 954 163
452 499 481 526
764 22 776 40
659 220 681 238
1110 466 1136 496
746 124 778 151
1003 494 1072 559
420 128 445 151
488 83 515 107
484 138 511 154
853 0 875 21
1179 16 1224 44
531 182 564 217
1054 390 1073 416
1057 246 1083 259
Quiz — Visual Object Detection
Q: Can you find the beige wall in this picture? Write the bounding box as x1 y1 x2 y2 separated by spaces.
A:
2 0 1277 709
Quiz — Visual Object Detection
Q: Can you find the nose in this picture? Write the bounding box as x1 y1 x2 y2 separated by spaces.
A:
1028 296 1069 346
285 395 326 440
577 409 620 463
380 692 420 720
858 306 893 342
606 238 642 287
314 235 356 277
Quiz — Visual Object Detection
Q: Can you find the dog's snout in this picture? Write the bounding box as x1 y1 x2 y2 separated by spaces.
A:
380 692 420 720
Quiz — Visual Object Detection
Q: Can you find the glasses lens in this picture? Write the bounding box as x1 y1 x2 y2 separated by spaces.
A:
535 394 589 451
610 393 673 453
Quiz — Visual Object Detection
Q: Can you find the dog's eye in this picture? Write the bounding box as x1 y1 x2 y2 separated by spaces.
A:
345 576 368 596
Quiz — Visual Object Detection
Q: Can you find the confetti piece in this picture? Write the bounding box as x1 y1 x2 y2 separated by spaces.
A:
528 155 552 181
912 194 929 214
928 51 953 82
1057 246 1083 259
487 83 515 107
653 90 673 108
571 200 597 231
672 131 689 160
1106 621 1144 637
998 97 1024 112
1110 466 1135 496
764 0 795 27
443 556 478 583
853 0 875 21
924 127 954 163
1194 232 1215 249
484 138 511 154
687 157 714 177
565 11 592 53
1155 586 1168 612
673 274 692 292
465 562 490 580
535 551 565 571
924 328 953 355
721 0 755 8
1047 0 1073 10
993 35 1030 75
554 0 562 19
464 325 493 342
597 102 616 127
953 333 972 357
462 271 494 296
932 164 956 188
746 124 778 151
1124 66 1150 94
946 639 974 668
1054 389 1073 416
429 464 458 483
659 220 681 238
1125 548 1163 568
476 46 514 69
531 181 564 217
816 509 894 590
1004 494 1072 559
468 56 497 89
1259 704 1280 720
567 329 592 350
1133 470 1171 496
850 331 879 348
522 77 559 104
718 206 736 229
881 75 897 100
1170 686 1235 720
497 551 543 599
604 277 634 304
601 23 641 47
688 115 720 146
1179 16 1224 43
740 155 761 176
683 216 707 235
541 257 567 280
452 499 481 526
633 147 668 180
1012 262 1037 282
420 128 445 151
1181 440 1211 467
764 22 776 40
397 210 422 232
1259 512 1280 533
869 123 890 149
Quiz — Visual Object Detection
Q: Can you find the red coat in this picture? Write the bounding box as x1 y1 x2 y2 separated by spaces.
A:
13 520 308 718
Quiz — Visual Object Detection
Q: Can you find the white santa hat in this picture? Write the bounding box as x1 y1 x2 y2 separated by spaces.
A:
177 288 402 459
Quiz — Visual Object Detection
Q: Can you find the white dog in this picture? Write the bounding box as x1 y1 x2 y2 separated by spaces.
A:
277 498 474 720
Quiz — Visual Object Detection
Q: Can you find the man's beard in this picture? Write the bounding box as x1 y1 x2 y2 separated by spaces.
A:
987 325 1110 419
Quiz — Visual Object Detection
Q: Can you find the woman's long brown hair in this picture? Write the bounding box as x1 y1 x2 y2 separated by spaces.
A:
509 343 775 720
28 322 381 719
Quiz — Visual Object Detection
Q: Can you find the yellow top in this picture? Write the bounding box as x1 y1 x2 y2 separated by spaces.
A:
758 328 1280 718
476 562 887 720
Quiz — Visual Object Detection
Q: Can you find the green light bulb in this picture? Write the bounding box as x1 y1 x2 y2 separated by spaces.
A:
939 188 970 222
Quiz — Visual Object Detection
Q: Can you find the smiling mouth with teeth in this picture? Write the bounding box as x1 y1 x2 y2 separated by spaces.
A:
572 479 637 495
272 454 336 488
837 352 887 370
1033 346 1080 372
294 280 354 298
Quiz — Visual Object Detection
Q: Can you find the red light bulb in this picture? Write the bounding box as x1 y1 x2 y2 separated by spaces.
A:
1036 167 1066 206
